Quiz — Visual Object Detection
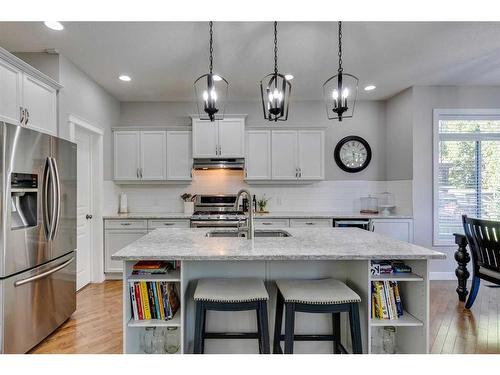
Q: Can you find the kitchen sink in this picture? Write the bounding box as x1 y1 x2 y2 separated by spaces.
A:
205 229 292 238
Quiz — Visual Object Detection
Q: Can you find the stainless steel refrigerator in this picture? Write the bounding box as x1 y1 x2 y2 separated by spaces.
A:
0 122 77 354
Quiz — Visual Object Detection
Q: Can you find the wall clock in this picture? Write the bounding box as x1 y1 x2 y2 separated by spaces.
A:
334 136 372 173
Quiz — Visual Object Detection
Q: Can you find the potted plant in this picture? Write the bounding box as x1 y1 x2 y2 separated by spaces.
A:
181 193 195 215
257 195 271 213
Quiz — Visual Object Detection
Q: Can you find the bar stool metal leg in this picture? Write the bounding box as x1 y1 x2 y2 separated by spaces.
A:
273 290 284 354
332 313 341 354
348 303 362 354
284 302 296 354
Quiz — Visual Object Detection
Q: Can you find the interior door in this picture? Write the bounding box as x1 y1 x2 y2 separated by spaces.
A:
271 130 298 180
218 119 245 157
192 119 218 158
74 128 92 290
297 130 324 180
140 130 166 180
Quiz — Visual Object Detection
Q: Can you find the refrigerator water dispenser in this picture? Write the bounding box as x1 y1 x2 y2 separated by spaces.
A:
10 173 38 230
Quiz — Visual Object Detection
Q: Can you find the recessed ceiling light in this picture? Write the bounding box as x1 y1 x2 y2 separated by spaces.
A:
285 74 294 81
44 21 64 31
364 85 376 91
119 75 131 82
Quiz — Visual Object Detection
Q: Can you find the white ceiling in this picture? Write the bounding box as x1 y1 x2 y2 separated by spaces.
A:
1 21 500 102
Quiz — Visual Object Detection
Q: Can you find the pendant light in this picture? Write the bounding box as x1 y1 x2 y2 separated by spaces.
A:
323 21 358 122
194 21 229 122
260 21 292 122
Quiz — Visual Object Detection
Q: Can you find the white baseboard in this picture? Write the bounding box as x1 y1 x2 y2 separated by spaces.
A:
429 271 456 280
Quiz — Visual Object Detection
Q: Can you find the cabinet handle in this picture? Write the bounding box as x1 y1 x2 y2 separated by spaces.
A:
19 107 24 124
120 223 131 226
219 145 222 155
25 109 29 125
305 222 315 225
163 223 174 226
140 168 143 178
262 222 272 226
298 168 302 178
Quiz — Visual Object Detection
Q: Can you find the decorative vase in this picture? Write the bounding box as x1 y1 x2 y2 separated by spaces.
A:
184 201 194 215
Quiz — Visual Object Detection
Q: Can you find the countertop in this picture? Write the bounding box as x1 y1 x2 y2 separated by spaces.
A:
103 211 412 220
112 227 445 261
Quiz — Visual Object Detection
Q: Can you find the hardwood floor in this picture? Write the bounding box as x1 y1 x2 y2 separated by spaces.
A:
28 280 500 354
29 281 122 354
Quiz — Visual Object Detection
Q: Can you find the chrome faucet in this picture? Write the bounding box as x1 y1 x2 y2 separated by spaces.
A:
235 188 254 239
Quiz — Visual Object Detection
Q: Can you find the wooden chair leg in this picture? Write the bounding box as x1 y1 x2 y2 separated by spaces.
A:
194 301 205 354
332 313 341 354
273 290 284 354
284 302 296 354
258 301 270 354
465 275 481 309
348 303 362 354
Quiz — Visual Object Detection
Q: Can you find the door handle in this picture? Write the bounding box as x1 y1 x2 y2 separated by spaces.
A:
86 214 93 220
14 257 75 287
49 157 61 241
42 157 51 239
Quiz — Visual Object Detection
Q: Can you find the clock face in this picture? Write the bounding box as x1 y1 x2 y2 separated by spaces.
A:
334 136 372 173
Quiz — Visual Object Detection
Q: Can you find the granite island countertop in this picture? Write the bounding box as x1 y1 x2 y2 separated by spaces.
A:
112 227 445 261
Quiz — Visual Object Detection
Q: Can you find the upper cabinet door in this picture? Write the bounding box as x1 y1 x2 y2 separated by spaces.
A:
0 59 22 125
167 130 192 180
114 131 140 180
246 130 271 180
297 130 324 180
218 119 245 158
271 130 298 180
22 74 57 135
140 131 167 180
192 119 218 158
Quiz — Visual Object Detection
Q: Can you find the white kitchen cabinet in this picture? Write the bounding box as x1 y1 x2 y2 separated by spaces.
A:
290 218 332 227
104 228 148 273
0 59 22 125
371 219 414 243
140 130 167 180
218 119 245 157
297 130 324 180
22 74 57 135
254 218 290 228
114 131 141 180
0 52 59 135
271 130 325 181
245 130 271 180
272 130 298 180
166 130 192 180
192 117 245 158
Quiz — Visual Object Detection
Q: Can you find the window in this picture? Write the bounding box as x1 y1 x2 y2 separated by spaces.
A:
433 109 500 246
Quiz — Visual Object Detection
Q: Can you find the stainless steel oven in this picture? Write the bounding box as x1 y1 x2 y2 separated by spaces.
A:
190 194 246 228
333 219 372 231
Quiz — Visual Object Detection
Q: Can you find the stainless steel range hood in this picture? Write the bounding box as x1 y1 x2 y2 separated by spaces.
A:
193 158 245 170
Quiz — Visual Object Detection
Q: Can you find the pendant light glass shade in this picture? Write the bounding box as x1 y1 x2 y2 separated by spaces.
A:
194 22 229 122
260 21 291 122
323 22 358 122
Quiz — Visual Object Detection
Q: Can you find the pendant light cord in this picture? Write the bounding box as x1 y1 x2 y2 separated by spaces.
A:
209 21 214 74
274 21 278 75
337 21 343 73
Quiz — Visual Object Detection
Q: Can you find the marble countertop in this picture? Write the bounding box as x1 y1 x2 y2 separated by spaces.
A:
103 211 412 220
112 227 445 261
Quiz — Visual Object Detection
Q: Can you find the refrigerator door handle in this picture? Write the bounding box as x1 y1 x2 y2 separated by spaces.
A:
49 157 61 241
42 157 52 239
14 257 75 287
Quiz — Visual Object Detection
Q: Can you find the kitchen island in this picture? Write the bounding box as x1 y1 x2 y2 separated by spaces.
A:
112 227 444 354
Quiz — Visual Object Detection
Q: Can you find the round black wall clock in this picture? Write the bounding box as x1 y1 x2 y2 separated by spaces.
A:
334 136 372 173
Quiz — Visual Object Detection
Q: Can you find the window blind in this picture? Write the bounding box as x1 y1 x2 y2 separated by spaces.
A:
434 117 500 245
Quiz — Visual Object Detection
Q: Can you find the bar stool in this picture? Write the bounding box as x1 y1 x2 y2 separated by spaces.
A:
273 278 362 354
193 278 270 354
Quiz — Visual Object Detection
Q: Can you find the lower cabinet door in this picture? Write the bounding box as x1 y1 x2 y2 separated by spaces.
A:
371 219 413 243
104 230 147 273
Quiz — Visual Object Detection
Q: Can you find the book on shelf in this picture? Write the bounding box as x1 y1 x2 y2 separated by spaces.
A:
371 281 403 320
132 260 179 275
371 260 412 276
129 280 180 321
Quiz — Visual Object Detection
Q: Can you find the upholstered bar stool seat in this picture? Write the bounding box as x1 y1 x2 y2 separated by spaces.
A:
273 278 363 354
193 278 270 354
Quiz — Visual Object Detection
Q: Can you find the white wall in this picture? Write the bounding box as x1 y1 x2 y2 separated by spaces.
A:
412 86 500 275
119 99 387 181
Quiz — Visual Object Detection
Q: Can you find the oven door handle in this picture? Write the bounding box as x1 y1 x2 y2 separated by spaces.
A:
14 257 74 287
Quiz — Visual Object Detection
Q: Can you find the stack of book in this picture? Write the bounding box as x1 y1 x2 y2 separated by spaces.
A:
129 281 180 321
370 260 412 276
131 260 179 275
371 281 403 320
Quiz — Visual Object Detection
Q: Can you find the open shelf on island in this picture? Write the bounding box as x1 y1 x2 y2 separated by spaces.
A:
370 310 423 327
371 272 423 282
128 270 181 282
128 308 181 328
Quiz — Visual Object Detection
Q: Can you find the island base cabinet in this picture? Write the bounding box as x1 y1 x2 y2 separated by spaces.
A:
105 230 148 275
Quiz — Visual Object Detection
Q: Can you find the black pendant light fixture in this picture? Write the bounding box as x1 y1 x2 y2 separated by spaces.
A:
323 21 358 122
260 21 292 122
194 21 229 122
